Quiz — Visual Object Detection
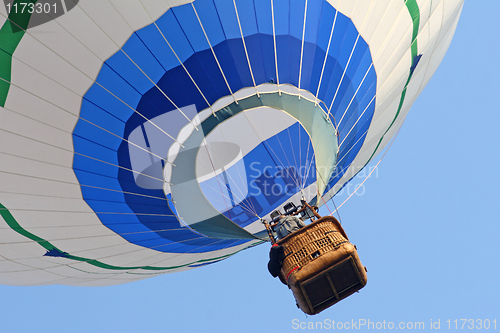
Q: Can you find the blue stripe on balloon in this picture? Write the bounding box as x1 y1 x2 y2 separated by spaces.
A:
220 39 254 87
104 53 151 97
79 102 125 143
193 0 226 46
245 34 275 83
316 4 336 51
338 22 359 65
74 0 377 253
73 154 117 179
326 12 350 58
350 48 374 89
290 0 306 40
277 36 297 85
92 66 142 112
304 0 324 43
135 25 177 72
82 86 134 123
182 48 231 102
213 0 240 40
171 5 209 53
254 0 273 36
213 41 246 91
73 120 122 154
234 0 258 35
155 10 195 63
143 67 206 114
302 42 324 93
274 0 290 36
122 33 166 88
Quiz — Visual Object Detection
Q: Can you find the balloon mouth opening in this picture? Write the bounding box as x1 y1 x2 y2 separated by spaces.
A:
195 111 317 225
160 86 338 238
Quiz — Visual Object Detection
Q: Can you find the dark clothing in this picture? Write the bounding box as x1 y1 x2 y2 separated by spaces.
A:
267 245 285 277
267 215 306 278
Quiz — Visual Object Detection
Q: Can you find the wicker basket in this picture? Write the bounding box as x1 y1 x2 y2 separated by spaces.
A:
276 216 367 315
277 216 348 282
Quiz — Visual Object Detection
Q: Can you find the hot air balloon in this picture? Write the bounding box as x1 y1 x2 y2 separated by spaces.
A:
0 0 463 288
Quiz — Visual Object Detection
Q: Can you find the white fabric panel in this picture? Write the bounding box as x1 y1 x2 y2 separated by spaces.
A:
80 248 161 267
62 263 123 276
429 0 444 15
108 0 157 31
349 1 372 32
0 260 40 272
8 55 84 115
33 226 118 244
0 110 73 158
110 252 177 268
76 1 135 50
329 0 355 18
141 0 190 20
365 2 408 66
417 0 433 31
0 189 92 214
122 252 208 269
423 2 463 80
0 145 73 199
10 257 62 269
15 23 100 95
2 86 78 134
0 179 83 211
43 264 100 278
0 231 45 260
55 6 121 68
374 14 413 86
356 1 404 53
0 268 64 285
0 205 106 231
325 0 464 201
51 235 134 256
373 49 412 123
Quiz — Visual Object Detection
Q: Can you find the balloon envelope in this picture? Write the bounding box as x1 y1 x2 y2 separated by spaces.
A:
0 0 463 285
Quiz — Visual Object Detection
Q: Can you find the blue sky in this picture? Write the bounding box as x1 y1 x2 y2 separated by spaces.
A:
1 1 499 332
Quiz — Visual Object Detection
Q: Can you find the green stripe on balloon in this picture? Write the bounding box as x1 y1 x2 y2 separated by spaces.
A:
0 0 38 106
0 202 261 271
364 0 421 166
